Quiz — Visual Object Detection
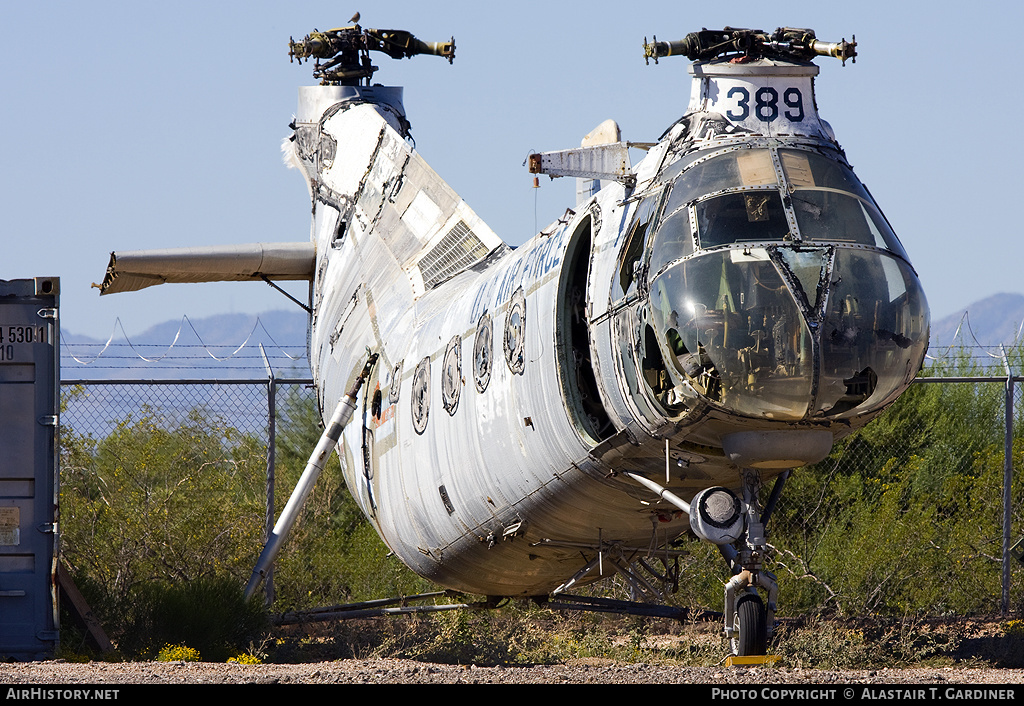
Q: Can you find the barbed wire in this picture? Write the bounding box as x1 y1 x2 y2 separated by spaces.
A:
60 315 308 367
920 310 1024 375
58 310 1024 377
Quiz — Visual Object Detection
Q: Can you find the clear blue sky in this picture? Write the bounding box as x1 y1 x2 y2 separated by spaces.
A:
2 1 1021 338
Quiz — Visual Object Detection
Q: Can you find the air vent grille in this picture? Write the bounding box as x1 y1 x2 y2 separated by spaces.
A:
418 220 489 289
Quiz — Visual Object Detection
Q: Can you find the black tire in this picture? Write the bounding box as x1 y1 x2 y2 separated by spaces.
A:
732 593 767 656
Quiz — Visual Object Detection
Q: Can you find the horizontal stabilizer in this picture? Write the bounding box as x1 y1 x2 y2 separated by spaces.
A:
96 242 316 295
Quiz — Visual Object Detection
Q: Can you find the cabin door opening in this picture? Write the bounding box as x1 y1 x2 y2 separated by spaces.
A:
557 217 614 445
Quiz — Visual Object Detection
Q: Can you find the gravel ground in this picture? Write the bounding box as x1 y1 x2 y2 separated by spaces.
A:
2 616 1019 686
0 659 1022 685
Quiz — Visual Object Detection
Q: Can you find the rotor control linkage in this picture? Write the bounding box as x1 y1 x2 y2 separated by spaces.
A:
288 24 455 85
643 27 856 66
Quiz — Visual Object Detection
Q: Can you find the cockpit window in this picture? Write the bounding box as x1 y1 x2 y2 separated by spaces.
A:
789 191 897 249
662 148 777 217
652 148 787 256
695 191 790 248
641 146 910 296
613 194 662 300
780 150 864 193
780 149 910 260
648 207 693 278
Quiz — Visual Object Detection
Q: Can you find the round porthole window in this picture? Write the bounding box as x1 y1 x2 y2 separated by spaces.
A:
473 313 492 393
504 287 526 375
411 356 430 434
441 335 462 415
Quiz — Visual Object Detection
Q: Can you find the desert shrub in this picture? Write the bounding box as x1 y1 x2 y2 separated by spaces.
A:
122 576 269 662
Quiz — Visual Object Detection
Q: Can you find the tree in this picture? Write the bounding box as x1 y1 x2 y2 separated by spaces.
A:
60 404 267 650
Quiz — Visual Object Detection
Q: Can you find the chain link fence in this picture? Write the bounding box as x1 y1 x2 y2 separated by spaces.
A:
763 373 1024 619
57 369 1024 619
59 378 316 611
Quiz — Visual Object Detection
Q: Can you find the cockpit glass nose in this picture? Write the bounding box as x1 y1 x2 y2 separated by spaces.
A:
650 248 813 420
648 247 928 422
815 249 929 418
633 144 928 425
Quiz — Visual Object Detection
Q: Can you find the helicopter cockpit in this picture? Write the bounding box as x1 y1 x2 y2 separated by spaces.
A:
628 143 929 423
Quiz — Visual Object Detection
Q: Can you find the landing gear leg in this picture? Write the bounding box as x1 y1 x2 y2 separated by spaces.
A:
722 469 778 656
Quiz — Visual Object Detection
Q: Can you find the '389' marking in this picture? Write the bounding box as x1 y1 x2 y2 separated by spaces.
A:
726 86 805 123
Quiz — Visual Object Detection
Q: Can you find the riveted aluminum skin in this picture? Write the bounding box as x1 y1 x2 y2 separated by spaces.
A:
97 40 929 599
291 53 927 595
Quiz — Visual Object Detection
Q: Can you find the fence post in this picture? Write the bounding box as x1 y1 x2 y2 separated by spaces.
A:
260 345 276 606
1000 347 1013 616
1003 375 1013 616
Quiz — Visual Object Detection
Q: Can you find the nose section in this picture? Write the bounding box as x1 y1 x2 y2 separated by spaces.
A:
815 248 929 418
650 247 815 420
647 246 928 423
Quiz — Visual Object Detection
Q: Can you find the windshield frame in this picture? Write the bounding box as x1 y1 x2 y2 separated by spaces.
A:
643 143 912 283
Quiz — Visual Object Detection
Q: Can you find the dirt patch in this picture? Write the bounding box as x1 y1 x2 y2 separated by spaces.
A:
24 613 1024 684
0 659 1022 685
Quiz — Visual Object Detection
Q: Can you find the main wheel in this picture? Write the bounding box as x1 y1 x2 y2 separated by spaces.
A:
731 593 768 656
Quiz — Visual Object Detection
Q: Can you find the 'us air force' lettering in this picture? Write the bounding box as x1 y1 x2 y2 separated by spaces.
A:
494 225 568 306
725 86 805 123
526 226 568 281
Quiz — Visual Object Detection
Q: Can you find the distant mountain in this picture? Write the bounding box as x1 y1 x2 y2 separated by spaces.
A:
59 293 1024 380
61 310 310 380
929 293 1024 349
62 310 308 346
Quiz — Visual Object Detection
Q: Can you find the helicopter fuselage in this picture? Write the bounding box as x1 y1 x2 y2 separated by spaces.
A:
294 57 929 596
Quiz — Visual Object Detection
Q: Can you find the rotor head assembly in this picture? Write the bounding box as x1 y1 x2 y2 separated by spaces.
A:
289 23 455 85
644 27 856 66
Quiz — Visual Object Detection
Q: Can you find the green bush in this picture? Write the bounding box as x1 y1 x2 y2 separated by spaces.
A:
123 576 269 662
56 343 1024 661
762 347 1024 618
60 408 266 611
156 644 201 662
59 389 429 655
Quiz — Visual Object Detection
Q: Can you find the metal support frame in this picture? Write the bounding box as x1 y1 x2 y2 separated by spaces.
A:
244 353 378 600
260 344 277 606
551 544 662 602
534 533 688 602
272 590 696 625
274 592 491 624
1005 377 1014 617
1000 348 1014 617
543 593 693 621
